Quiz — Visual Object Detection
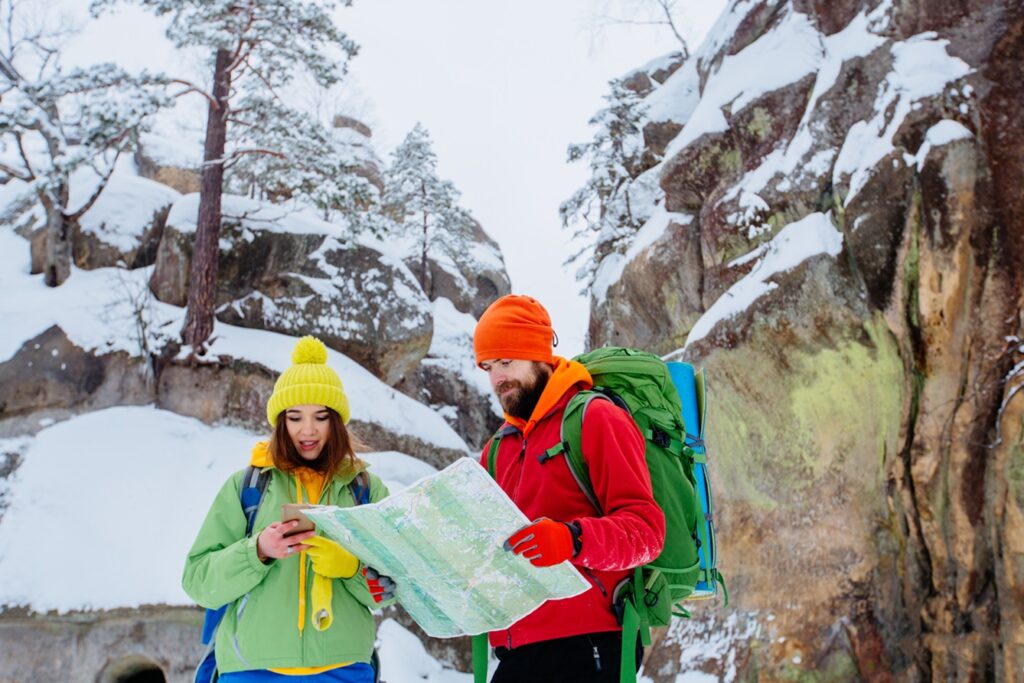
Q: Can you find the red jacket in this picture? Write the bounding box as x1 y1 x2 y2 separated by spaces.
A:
480 358 665 649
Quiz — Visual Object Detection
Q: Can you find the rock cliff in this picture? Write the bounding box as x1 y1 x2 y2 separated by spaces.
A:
587 0 1023 680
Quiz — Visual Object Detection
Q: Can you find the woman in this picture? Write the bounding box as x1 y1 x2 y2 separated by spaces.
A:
183 336 390 682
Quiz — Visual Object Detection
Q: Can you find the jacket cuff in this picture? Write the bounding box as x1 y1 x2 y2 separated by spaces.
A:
245 535 273 576
567 521 583 558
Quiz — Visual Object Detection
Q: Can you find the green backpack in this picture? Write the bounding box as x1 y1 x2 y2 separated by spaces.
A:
474 347 726 683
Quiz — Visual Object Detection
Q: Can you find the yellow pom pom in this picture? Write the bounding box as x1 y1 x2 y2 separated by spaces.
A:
292 336 328 365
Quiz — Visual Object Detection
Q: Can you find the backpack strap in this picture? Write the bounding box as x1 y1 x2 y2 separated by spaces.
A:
483 424 519 478
619 580 641 683
551 390 608 516
348 470 371 505
472 634 489 683
239 465 272 536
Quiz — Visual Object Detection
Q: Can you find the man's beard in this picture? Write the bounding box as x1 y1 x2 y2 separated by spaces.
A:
498 365 551 421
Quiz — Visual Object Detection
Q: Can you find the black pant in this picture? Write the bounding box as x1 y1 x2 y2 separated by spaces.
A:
490 632 643 683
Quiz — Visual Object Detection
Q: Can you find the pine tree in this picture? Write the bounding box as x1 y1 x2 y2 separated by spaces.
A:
227 95 383 234
0 1 170 287
93 0 359 354
560 79 649 289
382 123 474 296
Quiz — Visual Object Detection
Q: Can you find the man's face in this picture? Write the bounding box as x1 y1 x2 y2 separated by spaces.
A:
480 359 551 419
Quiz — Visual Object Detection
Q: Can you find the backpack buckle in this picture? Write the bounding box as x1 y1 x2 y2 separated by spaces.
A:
610 578 633 626
650 429 671 448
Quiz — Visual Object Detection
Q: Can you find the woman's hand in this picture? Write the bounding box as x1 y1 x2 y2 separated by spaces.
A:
257 521 315 561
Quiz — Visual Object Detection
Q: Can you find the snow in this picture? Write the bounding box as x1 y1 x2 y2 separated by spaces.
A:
377 618 471 683
644 59 701 125
0 406 258 612
78 173 181 251
424 299 501 417
910 119 973 169
0 230 468 453
592 205 693 305
361 452 439 492
0 408 469 681
834 32 971 204
167 193 347 238
0 408 434 609
664 8 822 158
628 52 684 81
680 212 843 349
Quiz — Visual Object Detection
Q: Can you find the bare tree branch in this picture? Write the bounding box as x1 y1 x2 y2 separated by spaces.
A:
0 160 31 181
15 132 37 179
592 0 689 58
67 145 122 221
170 77 218 107
222 147 287 170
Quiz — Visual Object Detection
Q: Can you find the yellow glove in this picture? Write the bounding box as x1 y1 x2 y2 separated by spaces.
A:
304 535 359 579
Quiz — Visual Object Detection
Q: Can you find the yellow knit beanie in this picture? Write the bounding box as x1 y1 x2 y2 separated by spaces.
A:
266 337 350 427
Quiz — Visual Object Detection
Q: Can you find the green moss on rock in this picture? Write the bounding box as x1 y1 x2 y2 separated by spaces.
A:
707 313 903 509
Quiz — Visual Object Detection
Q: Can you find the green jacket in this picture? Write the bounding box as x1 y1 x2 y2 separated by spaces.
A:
182 459 389 673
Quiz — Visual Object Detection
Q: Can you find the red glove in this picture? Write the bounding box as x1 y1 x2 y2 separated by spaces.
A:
363 566 396 603
504 518 579 567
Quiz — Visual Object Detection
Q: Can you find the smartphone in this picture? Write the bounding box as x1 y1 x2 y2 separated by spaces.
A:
281 503 316 537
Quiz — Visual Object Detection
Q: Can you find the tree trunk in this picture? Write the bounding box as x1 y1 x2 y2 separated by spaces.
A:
419 181 431 296
181 48 232 354
42 184 71 287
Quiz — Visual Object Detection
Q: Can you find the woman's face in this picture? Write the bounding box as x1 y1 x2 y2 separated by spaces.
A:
284 404 331 462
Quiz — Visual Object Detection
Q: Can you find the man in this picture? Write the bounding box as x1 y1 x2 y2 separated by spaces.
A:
473 294 665 682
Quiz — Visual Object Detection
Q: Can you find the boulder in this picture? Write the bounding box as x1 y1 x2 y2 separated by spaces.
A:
395 299 503 451
151 195 433 386
0 326 153 437
0 607 203 683
402 218 511 319
73 174 180 270
134 145 201 196
331 115 385 195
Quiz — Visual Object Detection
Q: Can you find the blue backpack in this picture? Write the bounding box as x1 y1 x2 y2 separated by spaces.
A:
194 467 373 683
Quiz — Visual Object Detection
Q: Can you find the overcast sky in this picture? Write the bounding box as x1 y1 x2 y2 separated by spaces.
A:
339 0 726 355
60 0 727 357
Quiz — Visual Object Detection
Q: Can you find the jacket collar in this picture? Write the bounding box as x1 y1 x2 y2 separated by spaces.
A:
503 356 592 438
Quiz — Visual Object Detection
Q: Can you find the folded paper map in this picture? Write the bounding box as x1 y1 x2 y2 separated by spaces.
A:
304 457 590 637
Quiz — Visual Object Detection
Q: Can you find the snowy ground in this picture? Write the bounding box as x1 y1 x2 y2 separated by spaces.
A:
0 405 471 682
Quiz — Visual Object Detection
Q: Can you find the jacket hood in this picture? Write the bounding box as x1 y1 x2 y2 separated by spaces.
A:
250 441 273 467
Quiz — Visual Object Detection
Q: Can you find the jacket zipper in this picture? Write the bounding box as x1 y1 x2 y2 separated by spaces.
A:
506 436 527 651
510 437 527 503
582 567 607 596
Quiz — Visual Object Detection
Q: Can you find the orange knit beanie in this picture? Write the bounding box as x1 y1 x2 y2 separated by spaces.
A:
473 294 555 365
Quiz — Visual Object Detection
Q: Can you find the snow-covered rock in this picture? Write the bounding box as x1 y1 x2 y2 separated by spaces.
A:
580 0 1024 680
396 298 502 450
151 194 433 386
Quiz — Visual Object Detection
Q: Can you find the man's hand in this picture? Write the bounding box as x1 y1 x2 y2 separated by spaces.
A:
504 517 578 567
257 521 315 561
363 566 396 603
304 535 360 579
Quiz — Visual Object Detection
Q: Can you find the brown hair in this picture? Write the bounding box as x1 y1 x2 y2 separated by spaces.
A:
269 407 365 480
